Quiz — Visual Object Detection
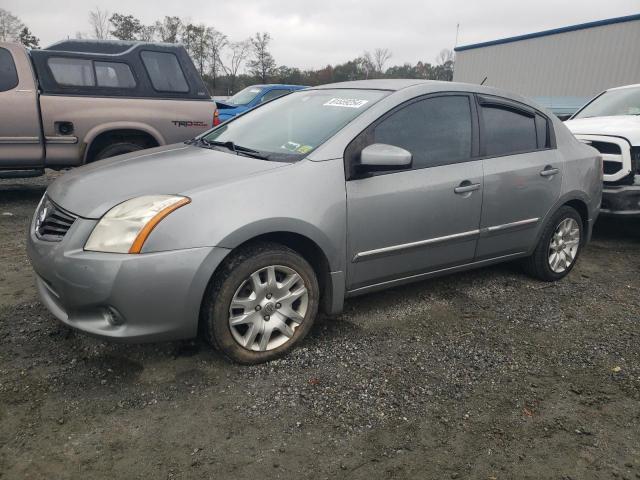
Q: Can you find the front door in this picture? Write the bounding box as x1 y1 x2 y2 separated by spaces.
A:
346 94 483 291
0 45 43 167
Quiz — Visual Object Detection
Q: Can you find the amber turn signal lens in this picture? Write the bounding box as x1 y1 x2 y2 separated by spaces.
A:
128 197 191 254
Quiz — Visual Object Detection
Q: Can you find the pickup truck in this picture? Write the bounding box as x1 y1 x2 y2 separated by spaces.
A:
0 39 218 178
565 83 640 217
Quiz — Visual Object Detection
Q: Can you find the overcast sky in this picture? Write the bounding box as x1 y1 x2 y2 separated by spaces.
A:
4 0 639 69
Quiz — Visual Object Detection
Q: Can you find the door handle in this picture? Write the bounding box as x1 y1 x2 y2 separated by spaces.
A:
540 166 560 177
454 181 481 194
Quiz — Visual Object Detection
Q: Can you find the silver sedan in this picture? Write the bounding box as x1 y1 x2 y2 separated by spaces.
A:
27 80 602 364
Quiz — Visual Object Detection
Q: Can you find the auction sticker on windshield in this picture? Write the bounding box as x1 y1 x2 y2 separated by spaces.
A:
323 98 369 108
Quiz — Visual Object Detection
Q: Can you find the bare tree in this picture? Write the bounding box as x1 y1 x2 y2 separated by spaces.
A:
0 9 24 42
155 16 182 43
139 24 156 42
88 8 110 39
436 48 455 65
247 32 275 82
222 40 251 93
373 48 392 73
206 27 227 89
359 52 375 79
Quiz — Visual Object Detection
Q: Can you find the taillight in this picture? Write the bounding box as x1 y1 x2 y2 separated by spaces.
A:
213 110 220 127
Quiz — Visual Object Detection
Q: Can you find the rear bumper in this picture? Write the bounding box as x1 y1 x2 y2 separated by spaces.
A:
600 184 640 217
27 216 230 343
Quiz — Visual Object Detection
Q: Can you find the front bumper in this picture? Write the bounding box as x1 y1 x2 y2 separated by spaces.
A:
601 184 640 217
27 215 230 342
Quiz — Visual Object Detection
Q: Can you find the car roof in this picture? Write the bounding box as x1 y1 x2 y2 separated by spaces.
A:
308 79 551 115
251 84 308 89
608 83 640 91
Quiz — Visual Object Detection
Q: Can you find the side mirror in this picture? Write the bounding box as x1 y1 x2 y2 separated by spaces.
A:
360 143 412 170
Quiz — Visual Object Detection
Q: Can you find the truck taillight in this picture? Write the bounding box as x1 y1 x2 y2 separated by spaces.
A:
213 110 220 127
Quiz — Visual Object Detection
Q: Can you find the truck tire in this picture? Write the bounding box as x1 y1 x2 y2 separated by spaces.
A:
93 141 145 161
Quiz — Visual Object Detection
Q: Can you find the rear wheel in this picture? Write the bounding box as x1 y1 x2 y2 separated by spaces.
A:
202 242 319 364
523 206 583 281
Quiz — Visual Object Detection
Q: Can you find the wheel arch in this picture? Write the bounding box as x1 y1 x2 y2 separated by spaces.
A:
83 123 165 163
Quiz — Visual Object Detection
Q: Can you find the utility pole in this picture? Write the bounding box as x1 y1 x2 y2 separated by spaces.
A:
455 23 460 48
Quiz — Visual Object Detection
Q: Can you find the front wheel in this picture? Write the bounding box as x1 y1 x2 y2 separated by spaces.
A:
202 242 319 364
523 206 583 281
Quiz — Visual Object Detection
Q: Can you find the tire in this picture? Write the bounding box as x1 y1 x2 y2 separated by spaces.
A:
93 141 145 161
523 206 583 281
201 242 319 364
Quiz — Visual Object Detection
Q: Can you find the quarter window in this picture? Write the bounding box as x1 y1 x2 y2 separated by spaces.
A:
481 105 538 156
140 51 188 93
0 48 19 92
48 57 95 87
95 61 136 88
373 95 473 169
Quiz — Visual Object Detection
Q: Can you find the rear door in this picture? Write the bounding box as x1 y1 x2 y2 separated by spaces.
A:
0 44 43 167
346 93 483 291
476 95 562 259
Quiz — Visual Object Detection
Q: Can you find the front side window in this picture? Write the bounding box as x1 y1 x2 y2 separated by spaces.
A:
95 61 136 88
373 95 472 169
481 105 537 157
573 87 640 119
140 51 188 93
48 57 95 87
260 89 290 103
0 48 19 92
203 89 388 161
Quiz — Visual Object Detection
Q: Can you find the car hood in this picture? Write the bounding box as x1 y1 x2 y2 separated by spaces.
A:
564 115 640 145
47 144 287 219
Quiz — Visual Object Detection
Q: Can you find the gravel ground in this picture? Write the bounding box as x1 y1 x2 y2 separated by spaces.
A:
1 171 639 480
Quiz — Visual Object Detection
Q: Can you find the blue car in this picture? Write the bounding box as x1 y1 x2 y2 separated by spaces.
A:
215 84 308 122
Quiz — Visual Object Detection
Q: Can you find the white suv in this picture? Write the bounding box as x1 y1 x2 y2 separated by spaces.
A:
565 84 640 217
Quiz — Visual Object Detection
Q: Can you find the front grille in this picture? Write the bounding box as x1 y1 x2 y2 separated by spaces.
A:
35 196 77 241
576 135 632 184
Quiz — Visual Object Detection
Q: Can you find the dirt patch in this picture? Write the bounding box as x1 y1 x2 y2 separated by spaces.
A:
1 172 639 479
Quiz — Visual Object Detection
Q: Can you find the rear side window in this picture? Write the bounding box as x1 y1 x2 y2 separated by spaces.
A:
95 61 136 88
48 57 95 87
261 89 290 103
140 51 188 93
0 48 19 92
481 105 537 156
373 95 472 169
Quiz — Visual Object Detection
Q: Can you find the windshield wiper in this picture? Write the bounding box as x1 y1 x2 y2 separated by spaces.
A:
194 138 269 160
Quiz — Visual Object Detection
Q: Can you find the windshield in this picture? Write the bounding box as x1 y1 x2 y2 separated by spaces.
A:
202 89 388 161
573 87 640 119
228 86 264 105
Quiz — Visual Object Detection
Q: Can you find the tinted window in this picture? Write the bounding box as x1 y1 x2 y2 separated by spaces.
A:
48 57 95 87
140 51 188 93
482 106 537 156
0 48 19 92
261 89 290 103
373 95 472 169
95 61 136 88
534 114 550 149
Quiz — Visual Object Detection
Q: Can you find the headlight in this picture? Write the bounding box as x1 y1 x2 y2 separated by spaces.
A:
85 195 190 253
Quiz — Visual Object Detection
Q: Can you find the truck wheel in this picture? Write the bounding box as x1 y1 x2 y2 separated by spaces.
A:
93 141 145 161
523 206 583 281
202 242 319 365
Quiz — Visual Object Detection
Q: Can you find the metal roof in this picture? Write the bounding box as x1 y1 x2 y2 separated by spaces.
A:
454 13 640 52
